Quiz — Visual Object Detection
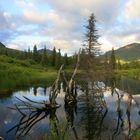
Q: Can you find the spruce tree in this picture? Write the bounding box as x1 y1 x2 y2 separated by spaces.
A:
82 13 100 76
84 13 100 56
27 47 32 59
110 48 116 69
51 47 56 67
41 46 48 66
56 49 61 68
33 45 39 62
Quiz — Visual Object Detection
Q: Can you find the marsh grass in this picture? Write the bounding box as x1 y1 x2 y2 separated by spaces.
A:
0 55 57 91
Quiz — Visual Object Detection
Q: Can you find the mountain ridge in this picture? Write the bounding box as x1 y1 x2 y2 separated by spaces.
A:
0 42 53 54
106 43 140 61
1 42 140 61
0 42 6 48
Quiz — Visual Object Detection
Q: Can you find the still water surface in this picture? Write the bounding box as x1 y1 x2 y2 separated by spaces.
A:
0 77 140 140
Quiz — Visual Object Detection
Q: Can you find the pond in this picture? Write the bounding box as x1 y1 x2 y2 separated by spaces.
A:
0 77 140 140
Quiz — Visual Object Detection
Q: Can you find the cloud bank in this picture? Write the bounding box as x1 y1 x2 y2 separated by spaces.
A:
0 0 140 53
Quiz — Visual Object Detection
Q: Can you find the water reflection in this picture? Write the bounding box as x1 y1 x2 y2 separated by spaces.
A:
7 110 49 136
0 79 140 140
106 76 140 139
112 89 124 140
64 101 79 139
33 87 37 96
77 92 108 140
106 75 140 95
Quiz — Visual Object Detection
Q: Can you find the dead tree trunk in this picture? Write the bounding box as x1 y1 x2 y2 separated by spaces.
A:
63 50 80 104
49 64 64 107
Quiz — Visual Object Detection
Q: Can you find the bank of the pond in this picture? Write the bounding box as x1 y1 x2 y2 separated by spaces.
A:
116 69 140 80
0 68 57 92
0 55 57 92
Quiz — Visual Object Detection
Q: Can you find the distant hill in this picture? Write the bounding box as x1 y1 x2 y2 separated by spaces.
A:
0 42 6 48
38 49 52 55
106 43 140 61
0 42 52 57
0 42 23 58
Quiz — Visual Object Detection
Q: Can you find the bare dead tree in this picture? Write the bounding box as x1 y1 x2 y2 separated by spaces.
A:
63 50 80 104
49 64 64 107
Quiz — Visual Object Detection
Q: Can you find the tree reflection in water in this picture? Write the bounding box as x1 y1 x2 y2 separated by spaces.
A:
7 105 54 137
112 89 124 140
77 82 108 140
64 101 79 139
109 76 140 140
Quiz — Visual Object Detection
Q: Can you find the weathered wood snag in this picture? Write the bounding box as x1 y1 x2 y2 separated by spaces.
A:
49 64 64 107
63 50 80 104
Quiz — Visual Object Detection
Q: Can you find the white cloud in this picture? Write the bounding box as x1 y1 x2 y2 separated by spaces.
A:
50 39 81 54
125 0 140 18
7 43 20 50
23 9 74 29
0 9 9 30
23 10 48 23
30 0 127 53
15 0 35 9
1 0 140 54
44 0 124 24
99 37 113 52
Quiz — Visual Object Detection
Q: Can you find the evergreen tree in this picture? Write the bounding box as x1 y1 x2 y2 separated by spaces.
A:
84 13 100 56
27 47 32 59
109 48 116 69
64 53 68 66
51 47 56 66
33 45 39 62
41 46 48 66
82 13 100 77
56 49 61 68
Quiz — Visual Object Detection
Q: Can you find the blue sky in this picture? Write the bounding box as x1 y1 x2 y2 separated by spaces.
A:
0 0 140 54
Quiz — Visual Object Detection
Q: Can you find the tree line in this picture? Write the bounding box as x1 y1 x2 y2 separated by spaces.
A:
0 44 77 69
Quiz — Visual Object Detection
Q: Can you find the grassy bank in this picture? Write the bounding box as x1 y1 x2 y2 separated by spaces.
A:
131 128 140 140
116 69 140 80
0 55 57 91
